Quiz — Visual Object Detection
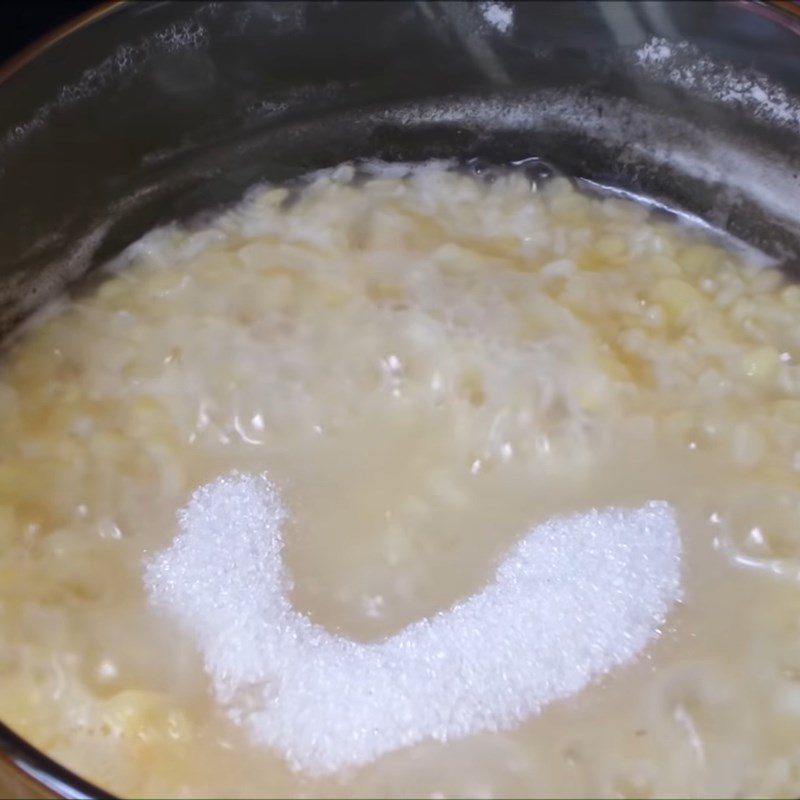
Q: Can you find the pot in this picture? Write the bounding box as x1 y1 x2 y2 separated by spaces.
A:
0 1 799 796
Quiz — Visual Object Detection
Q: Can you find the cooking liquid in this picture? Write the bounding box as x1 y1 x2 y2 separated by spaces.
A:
0 163 799 797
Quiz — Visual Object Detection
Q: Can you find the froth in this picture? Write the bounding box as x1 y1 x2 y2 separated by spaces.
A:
145 473 682 775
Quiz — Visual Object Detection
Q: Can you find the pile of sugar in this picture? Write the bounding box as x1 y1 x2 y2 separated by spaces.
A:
144 474 682 775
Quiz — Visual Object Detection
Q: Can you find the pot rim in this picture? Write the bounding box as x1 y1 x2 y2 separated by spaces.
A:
0 1 123 87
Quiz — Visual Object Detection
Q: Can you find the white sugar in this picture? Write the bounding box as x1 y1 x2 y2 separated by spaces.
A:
145 473 682 775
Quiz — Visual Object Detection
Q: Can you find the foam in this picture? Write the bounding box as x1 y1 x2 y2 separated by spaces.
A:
145 473 682 775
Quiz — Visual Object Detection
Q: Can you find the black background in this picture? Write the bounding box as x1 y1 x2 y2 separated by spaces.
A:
1 1 98 66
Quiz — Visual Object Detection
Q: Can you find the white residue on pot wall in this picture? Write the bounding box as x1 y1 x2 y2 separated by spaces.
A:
480 2 515 34
0 18 208 153
634 37 800 131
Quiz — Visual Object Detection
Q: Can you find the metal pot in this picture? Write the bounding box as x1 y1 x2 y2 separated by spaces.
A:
0 1 799 796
